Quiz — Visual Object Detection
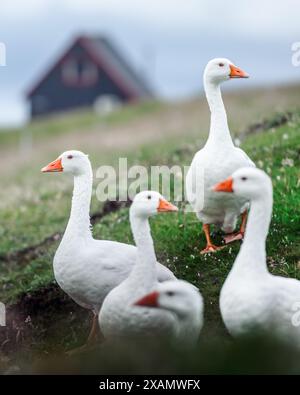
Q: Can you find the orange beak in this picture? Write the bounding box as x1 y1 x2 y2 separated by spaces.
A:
157 198 178 213
134 291 159 307
229 64 249 78
41 158 63 173
213 177 234 193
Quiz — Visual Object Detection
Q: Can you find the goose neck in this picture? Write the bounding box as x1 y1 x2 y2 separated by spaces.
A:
129 211 157 285
233 192 273 275
204 79 233 147
64 167 93 241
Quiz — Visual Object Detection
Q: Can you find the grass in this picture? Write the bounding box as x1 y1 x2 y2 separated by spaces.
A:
0 100 163 148
0 87 300 373
1 113 299 302
1 113 299 304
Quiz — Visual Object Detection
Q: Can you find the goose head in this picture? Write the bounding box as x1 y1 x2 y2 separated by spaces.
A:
213 167 272 201
130 191 178 218
135 280 202 318
41 150 91 176
204 58 249 85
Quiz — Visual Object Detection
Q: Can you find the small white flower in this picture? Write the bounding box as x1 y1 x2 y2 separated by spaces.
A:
281 158 294 167
282 133 289 140
257 160 264 168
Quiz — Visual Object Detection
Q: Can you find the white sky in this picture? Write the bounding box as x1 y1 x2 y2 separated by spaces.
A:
0 0 299 126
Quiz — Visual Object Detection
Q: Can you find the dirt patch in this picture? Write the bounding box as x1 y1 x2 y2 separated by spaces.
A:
0 283 90 372
0 199 132 370
242 111 294 137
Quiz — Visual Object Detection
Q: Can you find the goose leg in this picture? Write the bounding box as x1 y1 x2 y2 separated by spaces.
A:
87 312 100 345
201 224 224 254
223 210 247 244
66 312 102 356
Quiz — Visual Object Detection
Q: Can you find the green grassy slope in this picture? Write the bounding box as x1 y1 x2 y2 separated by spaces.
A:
0 88 299 373
0 111 299 313
1 84 300 259
0 101 162 148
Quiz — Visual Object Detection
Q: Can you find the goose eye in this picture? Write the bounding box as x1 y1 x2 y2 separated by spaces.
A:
241 177 247 181
147 195 151 200
67 155 73 160
166 291 174 297
219 63 224 67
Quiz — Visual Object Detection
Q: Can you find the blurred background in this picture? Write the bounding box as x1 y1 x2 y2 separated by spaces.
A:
0 0 300 126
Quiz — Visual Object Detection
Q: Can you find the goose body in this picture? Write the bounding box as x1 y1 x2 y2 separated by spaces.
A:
186 58 255 253
215 168 300 343
99 191 203 345
54 238 147 312
42 152 176 318
187 145 253 228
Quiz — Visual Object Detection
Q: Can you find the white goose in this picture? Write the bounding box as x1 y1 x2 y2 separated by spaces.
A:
99 191 203 345
41 152 176 343
214 168 300 343
186 58 255 254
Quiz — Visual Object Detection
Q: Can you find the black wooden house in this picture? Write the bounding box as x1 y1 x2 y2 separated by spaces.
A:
27 36 153 118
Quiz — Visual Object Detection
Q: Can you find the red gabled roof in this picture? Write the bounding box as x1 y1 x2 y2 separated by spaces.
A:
27 35 153 100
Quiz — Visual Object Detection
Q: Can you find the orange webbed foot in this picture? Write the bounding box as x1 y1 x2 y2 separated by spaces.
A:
223 231 244 244
200 244 224 254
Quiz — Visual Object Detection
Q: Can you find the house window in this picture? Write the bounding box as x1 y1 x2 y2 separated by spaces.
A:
61 56 98 87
